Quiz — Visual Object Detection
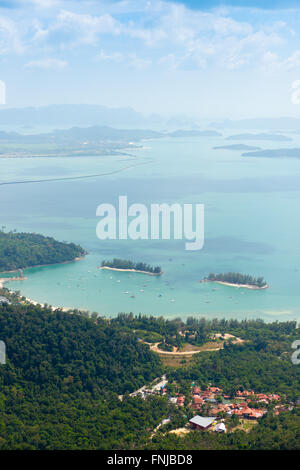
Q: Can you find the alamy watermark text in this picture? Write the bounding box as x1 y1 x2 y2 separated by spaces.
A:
96 196 204 250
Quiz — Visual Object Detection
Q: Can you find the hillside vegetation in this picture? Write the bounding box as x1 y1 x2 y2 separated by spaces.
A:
0 231 86 271
0 304 299 450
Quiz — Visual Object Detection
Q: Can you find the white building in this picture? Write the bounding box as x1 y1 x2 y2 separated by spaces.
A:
215 422 226 433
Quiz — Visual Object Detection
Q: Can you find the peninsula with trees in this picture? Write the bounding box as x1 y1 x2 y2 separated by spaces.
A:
202 272 268 289
99 258 162 275
0 230 86 272
242 148 300 159
213 144 261 151
226 133 292 142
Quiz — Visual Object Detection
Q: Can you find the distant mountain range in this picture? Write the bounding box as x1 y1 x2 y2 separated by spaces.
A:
0 104 199 129
213 144 261 151
2 106 300 133
242 148 300 159
226 133 292 142
0 125 221 144
210 117 300 130
168 129 221 137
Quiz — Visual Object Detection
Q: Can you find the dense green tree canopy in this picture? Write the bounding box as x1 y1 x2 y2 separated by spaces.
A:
205 272 267 287
0 305 299 450
0 231 86 271
101 258 162 274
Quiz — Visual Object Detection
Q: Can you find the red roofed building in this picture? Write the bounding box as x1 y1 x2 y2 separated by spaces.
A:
256 393 269 401
208 387 222 394
193 396 204 404
177 396 185 407
247 409 265 419
268 394 280 401
241 407 252 415
236 390 254 398
232 409 245 416
190 396 204 410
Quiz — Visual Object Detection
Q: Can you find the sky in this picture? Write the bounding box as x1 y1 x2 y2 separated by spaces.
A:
1 0 300 118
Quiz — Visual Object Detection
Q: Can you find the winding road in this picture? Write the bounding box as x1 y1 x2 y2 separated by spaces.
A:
146 334 244 356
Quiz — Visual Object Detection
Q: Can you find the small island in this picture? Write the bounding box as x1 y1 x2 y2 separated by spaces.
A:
242 148 300 159
213 144 261 151
99 258 162 275
0 230 86 272
168 130 222 138
226 133 292 142
201 272 268 289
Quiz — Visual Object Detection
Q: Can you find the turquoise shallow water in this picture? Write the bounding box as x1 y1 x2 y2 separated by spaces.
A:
1 132 300 321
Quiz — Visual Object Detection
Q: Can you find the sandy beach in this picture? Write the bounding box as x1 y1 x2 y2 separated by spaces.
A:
0 256 85 308
0 276 70 312
23 296 70 312
202 279 269 290
0 276 26 288
98 266 163 276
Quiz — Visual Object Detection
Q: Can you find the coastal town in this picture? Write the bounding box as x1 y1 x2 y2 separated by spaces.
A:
126 375 293 436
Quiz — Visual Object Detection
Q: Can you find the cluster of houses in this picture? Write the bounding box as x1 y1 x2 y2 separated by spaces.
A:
129 377 289 436
189 385 282 419
128 375 168 400
190 386 221 410
163 384 287 431
235 390 281 401
209 401 266 419
127 377 293 437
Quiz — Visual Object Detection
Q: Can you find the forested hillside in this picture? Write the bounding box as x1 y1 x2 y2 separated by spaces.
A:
0 304 161 393
0 231 86 271
0 304 299 450
148 410 300 450
0 304 163 449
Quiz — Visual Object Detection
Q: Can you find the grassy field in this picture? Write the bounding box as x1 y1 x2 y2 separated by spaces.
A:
230 419 258 433
158 353 194 368
178 341 224 352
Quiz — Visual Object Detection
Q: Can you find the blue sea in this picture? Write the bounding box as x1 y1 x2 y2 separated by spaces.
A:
1 132 300 322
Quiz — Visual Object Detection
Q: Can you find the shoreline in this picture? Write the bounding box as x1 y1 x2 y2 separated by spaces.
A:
0 276 26 289
22 296 70 312
0 277 70 312
201 279 269 290
0 255 85 276
98 266 163 276
0 256 86 311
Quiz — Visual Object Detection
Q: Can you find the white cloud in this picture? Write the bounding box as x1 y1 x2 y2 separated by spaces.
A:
31 19 49 41
96 49 151 69
262 51 279 64
261 49 300 71
0 16 23 54
128 53 151 69
0 0 298 74
25 58 68 69
126 24 167 46
55 10 121 45
25 0 60 8
117 2 286 71
283 50 300 69
97 50 124 63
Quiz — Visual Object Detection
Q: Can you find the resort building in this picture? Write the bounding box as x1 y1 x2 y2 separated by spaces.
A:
189 416 216 431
